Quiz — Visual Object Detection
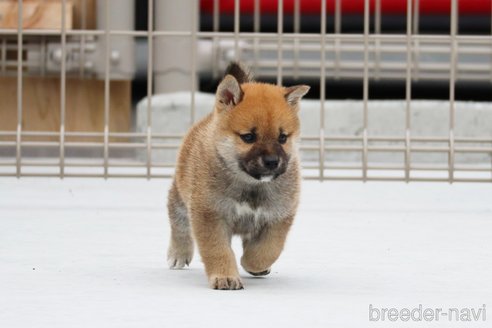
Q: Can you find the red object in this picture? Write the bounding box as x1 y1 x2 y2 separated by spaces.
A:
201 0 492 15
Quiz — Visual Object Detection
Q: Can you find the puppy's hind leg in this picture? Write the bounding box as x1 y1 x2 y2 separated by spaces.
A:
167 182 194 269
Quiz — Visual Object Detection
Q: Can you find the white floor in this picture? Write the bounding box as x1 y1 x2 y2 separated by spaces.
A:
1 178 491 328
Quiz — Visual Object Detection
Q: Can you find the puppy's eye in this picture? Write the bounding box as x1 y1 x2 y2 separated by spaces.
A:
240 133 256 144
278 133 288 144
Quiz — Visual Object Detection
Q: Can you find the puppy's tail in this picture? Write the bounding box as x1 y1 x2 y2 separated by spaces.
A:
224 61 254 84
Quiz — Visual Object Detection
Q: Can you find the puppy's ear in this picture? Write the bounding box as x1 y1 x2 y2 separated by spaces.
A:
216 74 243 110
224 61 253 84
284 85 310 108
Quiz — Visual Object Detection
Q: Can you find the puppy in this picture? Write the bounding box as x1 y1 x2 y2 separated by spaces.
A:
167 62 309 290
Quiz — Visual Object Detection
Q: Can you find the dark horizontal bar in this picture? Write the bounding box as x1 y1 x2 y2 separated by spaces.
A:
200 14 492 35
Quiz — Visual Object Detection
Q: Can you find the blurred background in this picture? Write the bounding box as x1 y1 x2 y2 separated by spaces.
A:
0 0 491 181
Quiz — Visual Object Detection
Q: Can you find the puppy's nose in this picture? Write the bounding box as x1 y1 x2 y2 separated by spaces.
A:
262 155 279 170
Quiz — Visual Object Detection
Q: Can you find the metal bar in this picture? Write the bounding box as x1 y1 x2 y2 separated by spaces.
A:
3 160 136 168
213 0 220 32
334 0 341 78
2 131 491 144
0 131 186 139
151 33 492 43
293 0 300 79
413 0 420 80
1 172 490 183
448 0 458 183
9 64 492 79
5 173 176 179
235 39 489 53
1 168 492 182
375 0 381 79
276 0 283 85
405 0 413 182
2 161 490 173
319 0 327 181
190 0 197 125
2 140 183 149
322 145 492 152
15 0 23 178
0 29 143 36
0 29 490 43
8 37 492 55
59 0 67 178
79 0 87 77
153 1 193 93
234 0 240 60
4 140 492 153
146 0 154 179
253 0 260 72
212 0 220 78
362 0 370 182
301 176 492 183
103 0 110 179
7 141 492 153
5 66 492 82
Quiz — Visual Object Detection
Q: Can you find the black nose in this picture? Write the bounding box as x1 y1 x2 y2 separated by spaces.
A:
262 155 279 170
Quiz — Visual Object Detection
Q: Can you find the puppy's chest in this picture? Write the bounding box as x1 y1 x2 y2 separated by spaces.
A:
220 188 291 232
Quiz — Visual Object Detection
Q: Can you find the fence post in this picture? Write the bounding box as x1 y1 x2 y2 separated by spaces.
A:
154 0 198 93
96 0 135 80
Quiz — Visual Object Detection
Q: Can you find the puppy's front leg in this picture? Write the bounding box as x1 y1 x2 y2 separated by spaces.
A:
241 216 294 276
191 207 243 290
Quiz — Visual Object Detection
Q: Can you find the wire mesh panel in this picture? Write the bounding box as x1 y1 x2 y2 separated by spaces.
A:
0 0 491 182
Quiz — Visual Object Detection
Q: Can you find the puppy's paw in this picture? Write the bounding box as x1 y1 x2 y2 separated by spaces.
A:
240 257 271 276
247 268 271 276
209 275 244 290
167 245 193 270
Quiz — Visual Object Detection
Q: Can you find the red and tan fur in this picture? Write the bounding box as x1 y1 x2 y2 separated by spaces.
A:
167 63 309 290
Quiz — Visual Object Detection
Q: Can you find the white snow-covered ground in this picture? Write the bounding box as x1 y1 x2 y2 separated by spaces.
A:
1 178 491 328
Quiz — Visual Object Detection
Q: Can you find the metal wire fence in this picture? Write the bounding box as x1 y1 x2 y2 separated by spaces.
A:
0 0 491 182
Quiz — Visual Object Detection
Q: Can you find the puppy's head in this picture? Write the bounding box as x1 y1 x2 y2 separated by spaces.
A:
214 63 309 183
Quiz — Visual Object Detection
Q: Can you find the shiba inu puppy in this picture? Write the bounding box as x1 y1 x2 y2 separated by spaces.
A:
167 62 309 290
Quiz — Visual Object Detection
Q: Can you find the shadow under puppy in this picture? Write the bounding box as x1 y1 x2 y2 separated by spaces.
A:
167 62 310 290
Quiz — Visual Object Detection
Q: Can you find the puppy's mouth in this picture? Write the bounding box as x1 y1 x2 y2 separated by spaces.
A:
259 175 274 182
240 166 284 182
250 173 278 182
